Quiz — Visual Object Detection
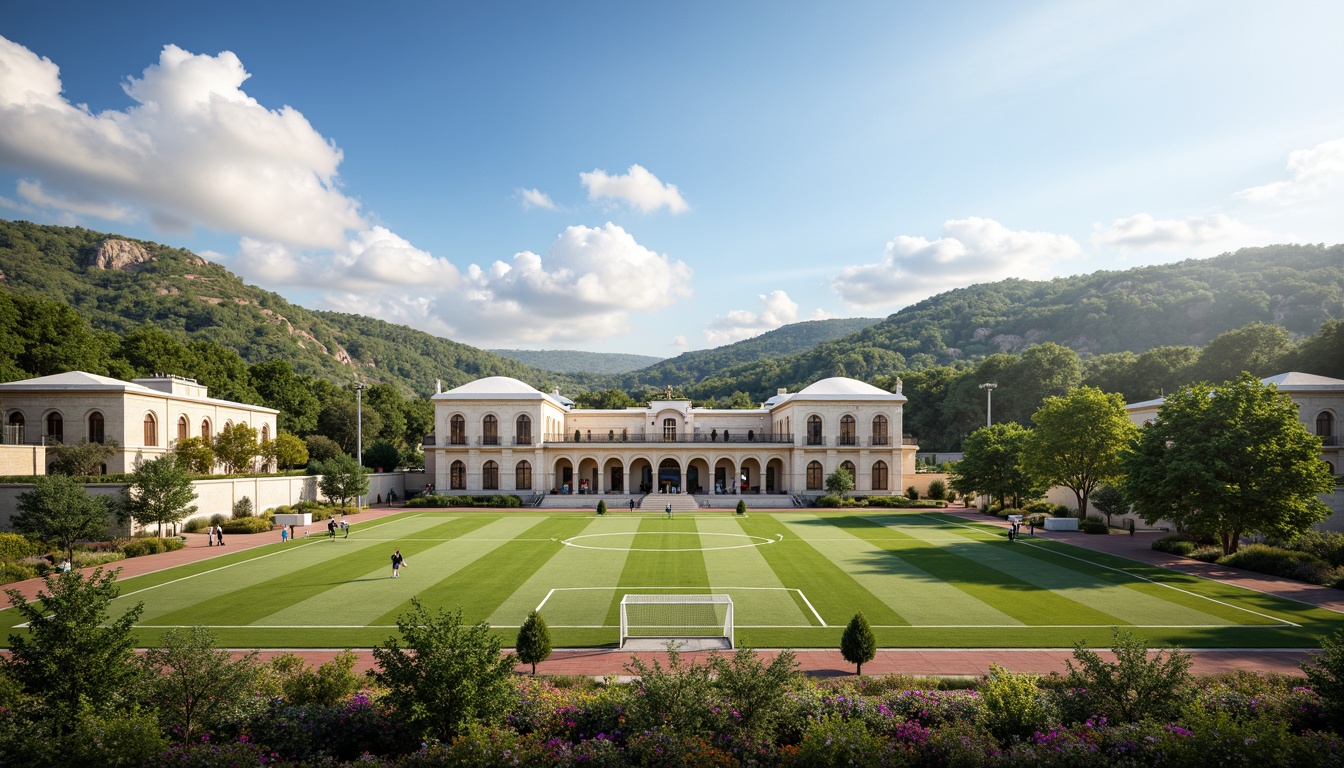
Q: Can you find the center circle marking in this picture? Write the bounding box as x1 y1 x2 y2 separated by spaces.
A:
560 532 773 552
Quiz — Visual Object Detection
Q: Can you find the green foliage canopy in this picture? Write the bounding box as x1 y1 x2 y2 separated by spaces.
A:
1023 386 1138 517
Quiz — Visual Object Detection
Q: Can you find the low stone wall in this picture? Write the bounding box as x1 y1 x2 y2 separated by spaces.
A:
0 471 410 533
0 445 44 476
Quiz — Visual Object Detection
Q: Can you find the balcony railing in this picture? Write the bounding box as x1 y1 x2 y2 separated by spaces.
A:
513 436 535 445
479 435 500 446
1321 435 1340 447
903 436 919 446
544 431 795 445
422 435 436 447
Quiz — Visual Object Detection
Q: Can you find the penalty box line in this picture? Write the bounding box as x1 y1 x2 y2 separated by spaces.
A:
535 586 827 628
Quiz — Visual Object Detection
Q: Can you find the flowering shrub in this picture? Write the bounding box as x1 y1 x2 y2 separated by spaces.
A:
246 694 409 762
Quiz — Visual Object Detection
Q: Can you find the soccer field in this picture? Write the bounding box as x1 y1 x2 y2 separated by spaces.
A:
8 510 1343 649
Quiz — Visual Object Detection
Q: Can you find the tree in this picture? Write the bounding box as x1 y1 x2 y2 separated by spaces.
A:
172 436 215 475
305 434 344 463
825 467 855 498
949 423 1044 508
141 626 259 744
13 476 114 563
47 439 118 476
366 383 409 448
318 453 370 509
212 422 259 474
364 439 401 471
250 360 320 435
263 431 309 470
1122 374 1335 555
1065 628 1192 724
515 610 552 674
840 611 876 675
371 600 516 742
1092 485 1128 526
573 388 638 409
1194 323 1294 384
1291 319 1344 379
1023 387 1137 518
121 455 198 536
318 397 383 456
1301 630 1344 733
2 568 144 730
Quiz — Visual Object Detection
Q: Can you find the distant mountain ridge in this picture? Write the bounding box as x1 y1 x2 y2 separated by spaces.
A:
489 349 664 374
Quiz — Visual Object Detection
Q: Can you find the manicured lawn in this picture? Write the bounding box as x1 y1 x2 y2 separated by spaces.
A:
6 509 1343 649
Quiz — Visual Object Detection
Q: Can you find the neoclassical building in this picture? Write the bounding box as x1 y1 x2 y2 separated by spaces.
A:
425 376 918 498
0 371 278 474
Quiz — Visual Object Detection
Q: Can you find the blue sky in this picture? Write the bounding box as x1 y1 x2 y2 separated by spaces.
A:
1 2 1342 355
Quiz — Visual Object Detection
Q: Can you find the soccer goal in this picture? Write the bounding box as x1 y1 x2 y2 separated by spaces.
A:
619 593 734 650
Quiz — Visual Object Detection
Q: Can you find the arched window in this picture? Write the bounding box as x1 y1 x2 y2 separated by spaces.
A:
664 418 677 442
840 460 856 480
177 416 189 442
516 414 532 444
261 424 270 443
450 460 466 490
450 414 466 445
46 412 64 444
200 419 211 442
1318 411 1336 442
6 412 24 444
483 415 499 445
143 413 158 447
872 460 889 491
515 460 532 490
806 461 824 490
482 460 499 490
88 412 105 444
839 415 856 446
872 415 889 446
807 415 823 445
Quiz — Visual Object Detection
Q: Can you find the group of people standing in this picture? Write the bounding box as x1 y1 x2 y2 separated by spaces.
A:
206 525 226 546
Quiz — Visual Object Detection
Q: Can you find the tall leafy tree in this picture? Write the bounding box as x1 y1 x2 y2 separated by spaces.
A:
825 467 855 498
212 422 260 474
172 436 215 475
949 423 1044 508
13 476 114 563
366 383 409 448
10 294 114 377
265 432 309 470
1122 373 1335 555
1194 323 1294 384
1023 386 1138 518
114 324 195 378
47 439 118 476
122 455 198 536
1291 319 1344 379
2 568 144 731
318 397 383 456
318 453 370 509
250 360 320 435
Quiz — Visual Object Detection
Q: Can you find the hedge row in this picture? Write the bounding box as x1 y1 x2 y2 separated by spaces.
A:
405 494 523 508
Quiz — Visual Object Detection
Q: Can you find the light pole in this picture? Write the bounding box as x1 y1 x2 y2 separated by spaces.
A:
979 382 997 427
356 382 366 509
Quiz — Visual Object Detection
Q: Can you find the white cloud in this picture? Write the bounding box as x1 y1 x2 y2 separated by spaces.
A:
1091 212 1269 250
233 226 462 291
519 187 557 210
810 308 840 321
1237 137 1344 203
579 164 689 213
0 37 364 248
830 217 1080 310
670 335 688 348
326 222 693 346
705 290 799 345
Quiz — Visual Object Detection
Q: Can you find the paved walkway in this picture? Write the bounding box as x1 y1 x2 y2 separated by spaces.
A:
4 504 1336 678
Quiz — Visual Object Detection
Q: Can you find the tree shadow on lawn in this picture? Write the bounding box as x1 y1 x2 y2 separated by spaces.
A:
790 514 1178 594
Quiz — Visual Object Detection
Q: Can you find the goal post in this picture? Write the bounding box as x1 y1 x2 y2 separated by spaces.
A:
619 593 734 650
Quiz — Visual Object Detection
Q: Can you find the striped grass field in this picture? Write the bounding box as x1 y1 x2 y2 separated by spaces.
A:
6 509 1343 649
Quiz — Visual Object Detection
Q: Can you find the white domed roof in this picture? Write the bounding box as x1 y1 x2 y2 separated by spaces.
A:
447 376 542 395
795 377 894 397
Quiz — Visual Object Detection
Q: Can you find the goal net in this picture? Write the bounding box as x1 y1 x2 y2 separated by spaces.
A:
619 593 734 650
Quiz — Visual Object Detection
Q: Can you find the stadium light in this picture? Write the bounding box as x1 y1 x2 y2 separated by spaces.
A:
979 382 997 427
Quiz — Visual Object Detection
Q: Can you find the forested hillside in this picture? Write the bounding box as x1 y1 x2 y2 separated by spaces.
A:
489 348 664 374
0 220 565 396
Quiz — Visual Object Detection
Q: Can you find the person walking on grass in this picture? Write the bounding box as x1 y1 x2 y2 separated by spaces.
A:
391 549 407 578
328 518 337 539
629 498 635 513
281 527 289 543
341 519 350 538
665 502 672 519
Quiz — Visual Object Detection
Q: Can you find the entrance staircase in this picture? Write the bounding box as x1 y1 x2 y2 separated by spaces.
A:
638 493 700 513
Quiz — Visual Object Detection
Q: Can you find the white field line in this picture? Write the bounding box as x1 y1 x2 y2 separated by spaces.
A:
534 587 825 628
114 514 424 603
918 514 1300 628
128 622 1275 630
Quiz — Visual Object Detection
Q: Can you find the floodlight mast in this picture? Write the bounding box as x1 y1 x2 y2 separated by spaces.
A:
978 382 997 427
356 382 366 510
